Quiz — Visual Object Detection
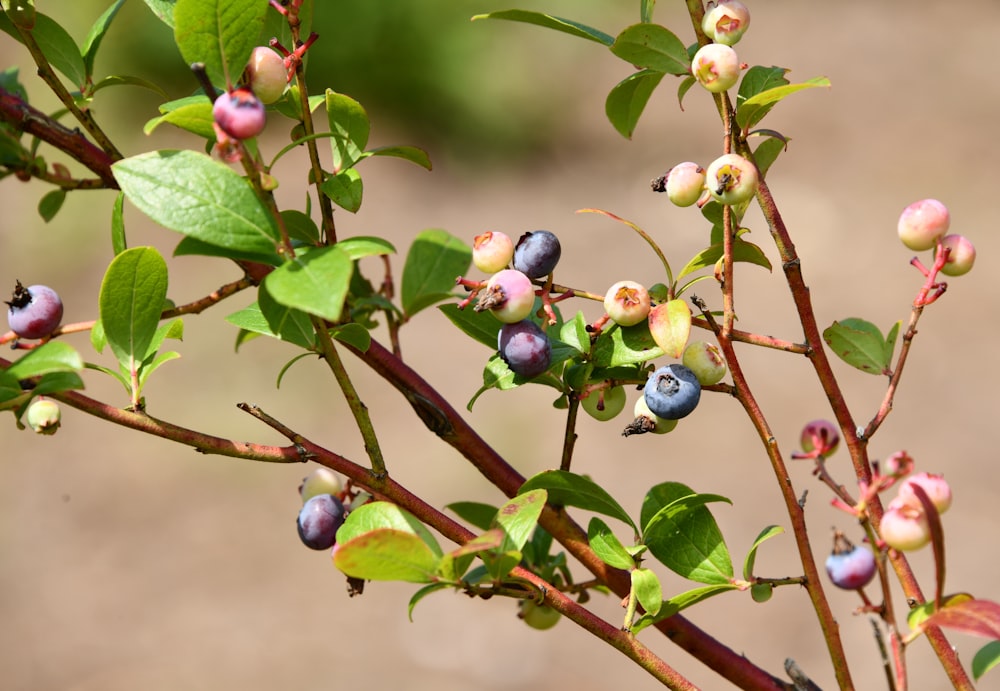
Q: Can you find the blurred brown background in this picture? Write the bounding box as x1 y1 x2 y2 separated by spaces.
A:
2 1 998 689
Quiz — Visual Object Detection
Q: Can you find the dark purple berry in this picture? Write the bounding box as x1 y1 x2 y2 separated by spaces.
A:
6 281 63 339
297 494 346 550
213 87 266 140
642 364 701 420
512 230 561 279
825 534 876 590
498 319 551 378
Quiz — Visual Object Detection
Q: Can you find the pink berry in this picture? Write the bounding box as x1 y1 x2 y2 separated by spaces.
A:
897 472 952 515
6 281 63 339
246 46 287 105
691 44 740 93
881 450 914 478
682 341 727 385
799 419 840 457
665 162 707 207
897 199 949 251
702 0 751 46
472 231 515 274
937 234 975 276
213 87 266 140
476 269 535 323
880 498 931 552
603 280 651 327
705 153 758 205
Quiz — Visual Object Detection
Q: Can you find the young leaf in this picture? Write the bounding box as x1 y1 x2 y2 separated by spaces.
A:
333 529 440 583
591 321 664 368
605 69 664 139
973 640 1000 681
446 501 499 532
519 469 636 531
99 246 168 372
558 311 590 355
631 567 663 616
365 145 432 170
82 0 126 78
492 489 548 553
37 188 65 222
736 76 831 132
610 24 689 75
407 583 451 621
588 517 635 571
631 584 738 634
5 341 83 380
736 66 789 109
336 501 443 558
320 168 363 213
823 318 892 375
326 89 369 172
173 0 268 87
401 229 472 318
676 238 772 281
470 10 614 46
144 99 215 139
910 596 1000 640
640 0 656 24
647 299 691 358
111 191 127 254
262 246 353 322
742 525 784 581
113 150 280 255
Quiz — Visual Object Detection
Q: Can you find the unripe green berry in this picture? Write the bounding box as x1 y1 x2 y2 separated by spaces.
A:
519 599 561 630
299 467 343 503
937 234 975 276
705 153 758 205
623 396 678 436
750 582 773 603
691 44 740 93
25 397 61 435
897 198 949 251
603 280 651 327
702 0 751 46
581 385 627 421
682 341 727 385
247 46 287 104
665 162 707 207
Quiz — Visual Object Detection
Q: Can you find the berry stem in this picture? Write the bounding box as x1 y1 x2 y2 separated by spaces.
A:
559 394 581 472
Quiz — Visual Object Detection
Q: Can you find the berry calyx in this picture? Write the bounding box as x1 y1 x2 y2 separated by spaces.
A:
603 280 651 327
512 230 561 278
475 269 535 323
897 198 949 251
702 0 751 46
299 467 343 503
880 498 931 552
24 397 61 435
6 281 63 339
824 532 877 590
472 231 515 273
297 493 347 551
643 364 701 420
623 396 679 436
498 319 552 378
897 472 952 515
581 384 627 422
705 153 758 205
664 162 707 207
691 44 740 93
681 341 727 385
213 87 266 140
937 234 975 276
519 599 561 630
246 46 287 104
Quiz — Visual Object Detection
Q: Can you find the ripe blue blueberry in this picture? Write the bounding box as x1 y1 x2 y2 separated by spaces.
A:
825 535 877 590
512 230 561 279
297 493 346 550
643 364 701 420
6 281 63 339
213 87 266 140
498 319 551 378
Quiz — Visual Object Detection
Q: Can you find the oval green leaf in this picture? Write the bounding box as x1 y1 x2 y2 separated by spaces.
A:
520 469 635 531
823 318 891 375
402 229 472 317
173 0 268 87
263 245 353 322
589 517 635 571
99 246 169 367
333 529 440 583
611 23 689 75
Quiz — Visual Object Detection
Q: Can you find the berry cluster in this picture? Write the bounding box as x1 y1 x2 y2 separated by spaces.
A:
655 153 758 209
296 467 348 551
898 198 976 278
691 1 751 94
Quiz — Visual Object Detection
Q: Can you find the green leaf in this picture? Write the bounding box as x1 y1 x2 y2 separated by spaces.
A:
326 89 369 172
111 191 127 254
736 66 789 110
752 135 788 179
439 302 502 349
631 584 738 633
82 0 126 78
408 583 451 621
144 99 214 139
281 210 320 245
334 236 395 261
742 525 784 580
492 489 547 553
884 320 901 366
365 145 432 170
631 567 663 616
520 469 635 531
610 24 689 75
823 318 893 375
21 14 86 87
591 321 664 367
37 188 65 222
471 10 614 46
226 297 314 351
173 0 268 87
446 501 498 532
605 69 664 139
641 482 733 584
558 311 590 354
142 317 183 361
113 150 280 255
143 0 176 27
676 238 772 280
31 371 84 396
402 229 472 317
98 246 169 371
331 322 370 352
333 529 440 583
736 76 831 132
640 0 656 24
91 73 168 99
320 168 363 213
588 517 635 571
973 640 1000 681
173 235 282 266
5 341 83 380
336 501 442 558
1 0 35 29
263 246 352 322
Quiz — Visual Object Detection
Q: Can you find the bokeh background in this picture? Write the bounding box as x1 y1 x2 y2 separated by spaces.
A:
2 1 999 689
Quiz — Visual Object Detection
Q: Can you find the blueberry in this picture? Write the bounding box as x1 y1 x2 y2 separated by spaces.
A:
512 230 561 278
6 281 63 339
213 87 266 140
825 535 876 590
498 319 551 378
297 494 346 550
642 364 701 420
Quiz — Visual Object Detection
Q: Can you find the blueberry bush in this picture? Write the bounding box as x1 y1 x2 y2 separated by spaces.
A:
2 1 999 689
